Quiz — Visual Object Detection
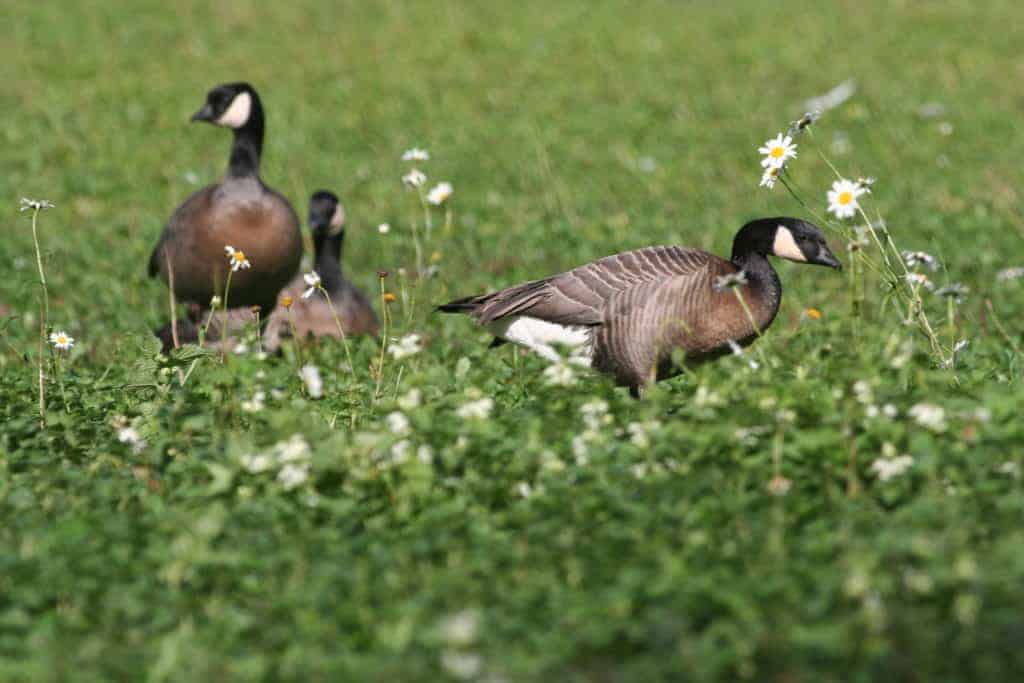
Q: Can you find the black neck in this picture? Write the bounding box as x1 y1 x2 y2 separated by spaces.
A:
227 101 264 178
730 218 783 311
312 231 344 292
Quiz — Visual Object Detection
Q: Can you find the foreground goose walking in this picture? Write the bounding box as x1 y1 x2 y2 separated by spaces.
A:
439 217 841 397
148 82 302 318
265 190 380 345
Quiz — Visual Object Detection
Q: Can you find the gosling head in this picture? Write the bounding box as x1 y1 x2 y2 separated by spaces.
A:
308 190 344 239
190 82 260 130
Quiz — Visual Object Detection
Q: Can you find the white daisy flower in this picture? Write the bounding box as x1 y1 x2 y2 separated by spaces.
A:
441 611 479 646
905 272 935 290
19 197 55 212
456 397 494 420
901 250 938 271
398 388 422 410
378 222 391 234
935 283 968 303
402 169 427 189
49 330 75 350
996 266 1024 281
224 245 251 271
401 148 430 162
758 133 797 169
299 364 323 399
759 166 780 189
826 178 866 219
389 333 423 360
302 271 322 299
427 182 453 206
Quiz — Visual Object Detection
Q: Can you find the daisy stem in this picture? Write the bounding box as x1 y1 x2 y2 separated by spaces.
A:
287 305 303 368
55 352 69 414
374 274 390 402
731 287 768 367
317 286 356 378
220 269 235 363
254 307 263 354
444 206 452 236
419 186 433 242
29 206 49 320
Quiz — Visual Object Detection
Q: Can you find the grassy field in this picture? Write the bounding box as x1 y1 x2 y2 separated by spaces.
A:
4 1 1024 679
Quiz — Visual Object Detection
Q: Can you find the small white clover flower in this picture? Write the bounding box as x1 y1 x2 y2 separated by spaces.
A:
758 133 797 170
542 362 576 387
274 435 311 464
389 333 423 360
49 330 75 350
871 455 914 481
277 463 311 490
224 245 251 272
386 411 411 435
401 148 430 162
427 182 453 206
302 271 322 299
210 295 223 308
240 453 274 474
826 178 867 219
19 197 55 212
516 481 533 498
767 475 792 496
456 397 494 420
299 364 323 399
909 403 947 432
441 611 480 646
402 169 427 189
117 427 147 454
902 250 938 271
440 651 482 680
714 270 748 292
378 222 391 234
398 388 422 410
935 283 968 303
241 392 266 413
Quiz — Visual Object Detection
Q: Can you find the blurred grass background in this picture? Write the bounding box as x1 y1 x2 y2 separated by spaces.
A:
3 1 1024 680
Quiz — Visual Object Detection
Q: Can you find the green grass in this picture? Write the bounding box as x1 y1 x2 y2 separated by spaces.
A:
3 1 1024 680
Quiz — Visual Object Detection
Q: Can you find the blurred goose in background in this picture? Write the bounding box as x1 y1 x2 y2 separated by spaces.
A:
149 82 302 341
155 191 379 351
439 217 841 397
265 190 380 346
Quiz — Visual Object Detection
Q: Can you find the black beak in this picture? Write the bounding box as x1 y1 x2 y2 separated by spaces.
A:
190 103 215 123
815 244 843 271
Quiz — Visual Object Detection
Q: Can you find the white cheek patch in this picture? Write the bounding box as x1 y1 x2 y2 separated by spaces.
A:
487 316 592 365
215 92 252 129
328 204 345 236
773 226 807 262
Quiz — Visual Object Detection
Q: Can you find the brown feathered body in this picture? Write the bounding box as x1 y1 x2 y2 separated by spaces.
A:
441 245 780 393
149 178 303 313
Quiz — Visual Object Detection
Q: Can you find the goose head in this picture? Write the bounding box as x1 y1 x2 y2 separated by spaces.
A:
770 218 842 269
190 82 261 130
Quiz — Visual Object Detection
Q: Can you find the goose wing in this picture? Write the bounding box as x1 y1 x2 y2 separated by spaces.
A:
444 245 713 326
591 256 767 386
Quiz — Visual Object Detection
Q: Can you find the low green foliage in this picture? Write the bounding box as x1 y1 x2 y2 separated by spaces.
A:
3 1 1024 680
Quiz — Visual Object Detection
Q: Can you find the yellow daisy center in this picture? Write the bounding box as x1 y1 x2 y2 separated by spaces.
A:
770 146 785 158
233 251 246 262
838 191 853 205
57 335 66 344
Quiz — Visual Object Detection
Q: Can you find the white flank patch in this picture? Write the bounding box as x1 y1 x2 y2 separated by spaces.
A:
328 203 345 236
488 316 592 365
773 226 807 262
216 91 252 129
